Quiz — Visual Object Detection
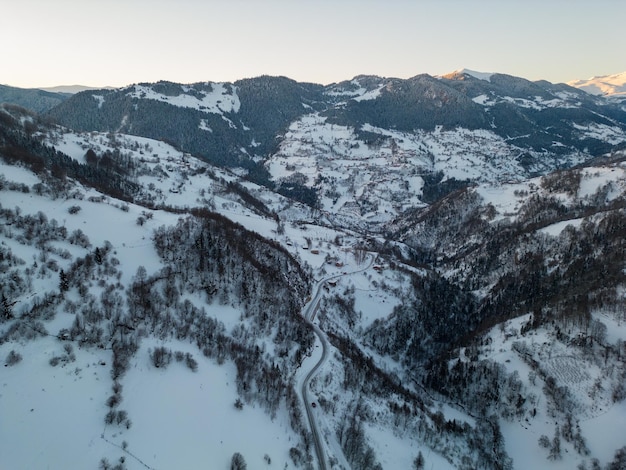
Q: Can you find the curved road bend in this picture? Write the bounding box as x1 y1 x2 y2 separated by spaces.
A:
300 255 374 470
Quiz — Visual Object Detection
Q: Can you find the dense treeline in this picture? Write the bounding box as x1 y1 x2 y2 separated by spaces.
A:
234 76 325 158
324 75 487 132
321 330 514 469
150 211 314 406
365 274 478 366
425 358 528 420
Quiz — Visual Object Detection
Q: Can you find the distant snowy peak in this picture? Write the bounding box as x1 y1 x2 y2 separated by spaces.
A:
126 81 240 114
440 68 494 82
568 71 626 97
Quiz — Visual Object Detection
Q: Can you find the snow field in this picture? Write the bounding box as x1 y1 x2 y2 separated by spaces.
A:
1 336 112 469
568 71 626 97
115 337 296 470
0 177 176 289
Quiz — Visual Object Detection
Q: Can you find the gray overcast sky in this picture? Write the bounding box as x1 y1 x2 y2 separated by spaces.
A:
2 0 624 88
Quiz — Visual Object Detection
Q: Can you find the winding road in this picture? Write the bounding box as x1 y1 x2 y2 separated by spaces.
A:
299 255 374 470
301 307 330 470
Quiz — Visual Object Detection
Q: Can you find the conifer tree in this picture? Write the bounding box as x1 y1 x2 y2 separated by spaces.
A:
59 270 69 293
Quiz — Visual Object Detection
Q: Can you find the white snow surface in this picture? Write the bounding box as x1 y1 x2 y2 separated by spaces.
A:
539 217 584 236
126 82 240 114
0 335 297 470
572 122 626 145
476 163 626 225
120 338 297 470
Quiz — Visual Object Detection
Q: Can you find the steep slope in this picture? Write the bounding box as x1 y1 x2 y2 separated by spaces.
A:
355 160 626 469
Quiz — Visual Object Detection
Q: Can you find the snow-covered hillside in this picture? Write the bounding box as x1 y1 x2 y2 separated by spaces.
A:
4 125 477 468
0 148 308 469
481 313 626 470
265 110 600 230
125 82 241 115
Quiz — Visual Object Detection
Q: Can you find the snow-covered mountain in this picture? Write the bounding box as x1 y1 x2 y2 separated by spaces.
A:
44 72 626 231
2 69 626 470
568 71 626 98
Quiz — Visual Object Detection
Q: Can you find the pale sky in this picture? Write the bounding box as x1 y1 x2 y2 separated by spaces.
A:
2 0 624 88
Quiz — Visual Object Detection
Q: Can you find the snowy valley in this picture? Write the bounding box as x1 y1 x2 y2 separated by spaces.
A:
1 70 626 470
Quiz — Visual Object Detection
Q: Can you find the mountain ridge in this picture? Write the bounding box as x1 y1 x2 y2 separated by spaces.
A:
40 84 116 94
43 71 626 221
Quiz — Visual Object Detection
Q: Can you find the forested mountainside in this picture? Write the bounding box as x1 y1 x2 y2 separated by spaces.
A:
45 77 325 184
0 85 69 113
2 68 626 470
